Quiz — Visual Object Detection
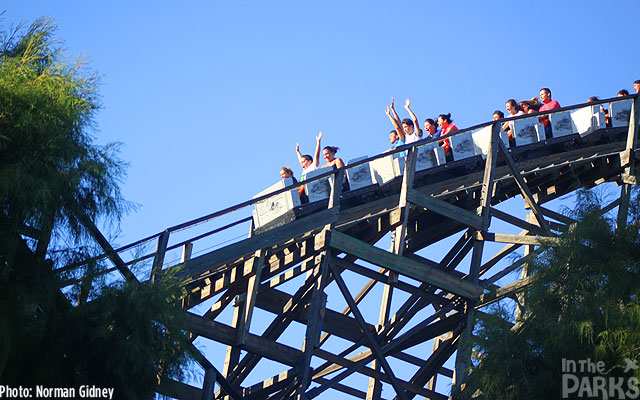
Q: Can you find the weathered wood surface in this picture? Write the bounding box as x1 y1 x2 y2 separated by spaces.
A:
329 230 482 298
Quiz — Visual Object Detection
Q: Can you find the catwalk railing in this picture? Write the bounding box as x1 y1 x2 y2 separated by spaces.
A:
52 94 640 400
56 94 638 288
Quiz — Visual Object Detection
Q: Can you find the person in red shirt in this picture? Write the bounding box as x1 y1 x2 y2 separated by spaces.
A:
437 113 458 161
538 87 560 139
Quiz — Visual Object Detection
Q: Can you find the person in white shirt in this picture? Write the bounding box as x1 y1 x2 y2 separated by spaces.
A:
504 99 524 146
296 131 322 176
385 97 424 145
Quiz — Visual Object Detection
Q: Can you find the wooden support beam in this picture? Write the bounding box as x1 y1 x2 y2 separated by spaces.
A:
181 242 193 263
69 200 138 283
297 251 331 397
489 208 547 236
514 240 534 325
395 146 418 253
539 205 576 225
184 343 242 400
406 189 483 230
478 241 522 277
310 347 449 400
319 267 380 347
201 368 216 400
439 229 473 268
454 121 499 390
241 369 296 400
157 379 201 400
476 275 536 308
329 231 482 298
475 231 561 246
178 207 337 281
497 139 551 233
482 246 544 288
313 377 369 399
368 149 417 400
329 168 345 210
222 296 244 379
407 331 460 396
237 249 265 345
228 273 317 385
332 257 448 306
184 311 302 367
151 230 169 283
444 237 475 272
328 261 409 400
617 95 639 230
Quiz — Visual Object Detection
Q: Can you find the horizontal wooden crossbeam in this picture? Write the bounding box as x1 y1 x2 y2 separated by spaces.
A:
329 230 483 298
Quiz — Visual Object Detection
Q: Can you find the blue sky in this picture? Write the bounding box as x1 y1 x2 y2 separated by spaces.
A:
6 1 639 244
5 1 640 397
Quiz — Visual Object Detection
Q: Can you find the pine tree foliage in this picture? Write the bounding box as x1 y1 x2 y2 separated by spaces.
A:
0 17 191 398
0 17 128 250
456 187 640 399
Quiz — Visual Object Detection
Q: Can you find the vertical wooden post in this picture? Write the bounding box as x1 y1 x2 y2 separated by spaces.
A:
237 249 265 346
329 168 345 210
366 147 417 400
296 249 331 399
617 95 639 231
151 230 170 283
35 214 54 261
453 122 500 392
181 242 193 263
78 260 96 305
202 367 216 400
222 295 245 380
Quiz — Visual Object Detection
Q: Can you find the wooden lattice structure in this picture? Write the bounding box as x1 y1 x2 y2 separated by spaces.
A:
62 95 639 400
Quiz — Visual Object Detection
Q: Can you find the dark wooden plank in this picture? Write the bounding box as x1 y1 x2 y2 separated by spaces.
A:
478 241 522 276
618 96 639 229
406 189 483 230
177 208 338 281
69 200 138 283
202 368 216 400
329 231 482 298
476 275 536 308
228 277 316 385
184 312 301 367
241 369 296 400
476 231 561 246
482 246 544 287
157 379 201 400
329 261 409 400
498 139 551 232
310 348 447 400
151 230 169 283
298 252 331 395
490 208 547 236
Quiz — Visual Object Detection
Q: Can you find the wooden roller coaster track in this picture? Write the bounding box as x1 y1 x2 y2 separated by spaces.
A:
60 95 640 400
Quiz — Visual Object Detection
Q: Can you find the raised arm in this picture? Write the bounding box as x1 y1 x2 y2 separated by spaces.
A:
404 99 423 137
296 142 304 164
385 106 405 141
390 97 402 127
313 131 322 167
385 98 405 141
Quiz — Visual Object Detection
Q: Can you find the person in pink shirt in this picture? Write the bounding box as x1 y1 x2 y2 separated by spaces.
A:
538 87 560 138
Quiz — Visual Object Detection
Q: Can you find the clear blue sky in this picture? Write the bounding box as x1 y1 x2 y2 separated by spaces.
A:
5 1 640 397
6 1 639 244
